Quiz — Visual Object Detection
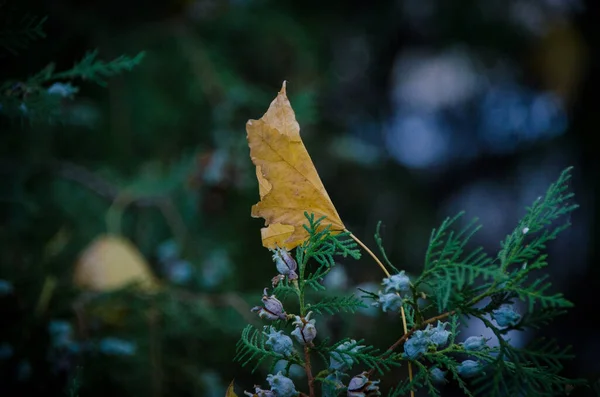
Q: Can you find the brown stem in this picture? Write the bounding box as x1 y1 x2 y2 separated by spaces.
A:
304 346 316 397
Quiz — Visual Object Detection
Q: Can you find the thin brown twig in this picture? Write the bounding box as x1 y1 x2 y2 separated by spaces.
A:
304 346 316 397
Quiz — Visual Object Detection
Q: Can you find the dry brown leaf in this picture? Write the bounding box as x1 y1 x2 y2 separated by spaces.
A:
73 235 159 292
255 164 295 247
247 82 344 249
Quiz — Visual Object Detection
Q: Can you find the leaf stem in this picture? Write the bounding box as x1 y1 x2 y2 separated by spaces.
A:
347 231 391 277
347 230 414 397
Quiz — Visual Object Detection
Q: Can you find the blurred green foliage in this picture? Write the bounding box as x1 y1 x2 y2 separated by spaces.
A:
0 1 336 396
1 0 597 396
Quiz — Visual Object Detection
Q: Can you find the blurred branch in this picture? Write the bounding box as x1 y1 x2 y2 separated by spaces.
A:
148 306 163 397
54 160 162 207
173 289 258 326
176 25 225 106
72 289 258 339
157 200 187 256
55 160 188 247
35 275 58 317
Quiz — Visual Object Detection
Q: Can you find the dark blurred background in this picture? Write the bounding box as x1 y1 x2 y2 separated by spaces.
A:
1 0 598 396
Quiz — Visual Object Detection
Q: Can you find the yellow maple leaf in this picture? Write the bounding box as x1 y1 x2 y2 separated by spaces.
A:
247 82 345 249
73 235 159 292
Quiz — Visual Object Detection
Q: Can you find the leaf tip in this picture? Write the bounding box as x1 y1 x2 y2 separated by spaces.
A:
225 380 238 397
280 80 287 95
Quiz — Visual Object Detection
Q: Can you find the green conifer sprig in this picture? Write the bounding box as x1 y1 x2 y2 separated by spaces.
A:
39 50 146 87
518 307 568 329
375 221 400 274
296 213 360 294
235 167 582 396
235 325 300 373
460 312 578 396
322 338 402 375
0 14 46 55
1 22 145 122
305 295 367 315
415 213 498 312
272 280 299 300
386 369 428 397
498 167 577 271
297 213 361 270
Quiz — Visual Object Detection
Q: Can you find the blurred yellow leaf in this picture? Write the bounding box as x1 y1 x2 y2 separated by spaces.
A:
247 82 345 249
225 380 238 397
531 21 587 104
73 235 158 292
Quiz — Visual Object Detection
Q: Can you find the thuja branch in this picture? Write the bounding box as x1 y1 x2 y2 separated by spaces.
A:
368 311 456 378
370 276 512 377
391 312 455 354
235 164 578 396
347 230 415 396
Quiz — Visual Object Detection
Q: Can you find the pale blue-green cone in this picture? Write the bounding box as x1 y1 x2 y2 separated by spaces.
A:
266 372 297 397
457 360 482 378
403 330 431 359
492 304 521 327
322 372 345 397
329 339 364 371
382 271 411 294
373 292 402 313
462 336 488 351
264 326 295 357
430 367 447 384
429 321 451 347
